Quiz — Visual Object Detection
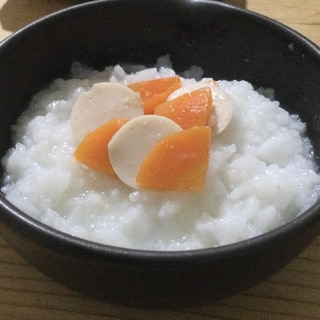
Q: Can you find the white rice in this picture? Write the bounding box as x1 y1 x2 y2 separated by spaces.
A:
2 58 320 250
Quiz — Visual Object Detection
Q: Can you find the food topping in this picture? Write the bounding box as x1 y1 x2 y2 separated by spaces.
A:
72 76 233 192
128 76 182 114
74 119 128 176
168 79 233 135
154 87 213 130
108 115 182 189
70 82 143 142
136 126 211 192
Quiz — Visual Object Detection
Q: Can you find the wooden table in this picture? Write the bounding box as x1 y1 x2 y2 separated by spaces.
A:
0 1 320 319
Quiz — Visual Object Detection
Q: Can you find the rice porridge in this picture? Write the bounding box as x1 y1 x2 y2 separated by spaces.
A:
2 58 320 250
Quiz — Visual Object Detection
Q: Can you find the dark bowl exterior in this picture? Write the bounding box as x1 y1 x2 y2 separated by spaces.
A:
1 0 320 308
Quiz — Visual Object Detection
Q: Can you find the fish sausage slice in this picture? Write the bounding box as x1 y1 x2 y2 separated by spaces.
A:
168 81 233 135
70 82 143 142
108 115 182 189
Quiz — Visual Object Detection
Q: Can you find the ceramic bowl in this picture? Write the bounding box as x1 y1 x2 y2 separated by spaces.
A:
1 0 320 308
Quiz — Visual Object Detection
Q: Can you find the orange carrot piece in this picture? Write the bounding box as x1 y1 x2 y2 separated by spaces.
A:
136 126 211 192
154 87 213 129
74 119 128 176
128 76 182 114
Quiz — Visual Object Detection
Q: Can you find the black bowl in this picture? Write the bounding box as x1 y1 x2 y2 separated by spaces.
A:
1 0 320 308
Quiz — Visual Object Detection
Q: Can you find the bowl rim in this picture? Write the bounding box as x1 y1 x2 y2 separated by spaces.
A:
1 0 320 265
1 0 320 53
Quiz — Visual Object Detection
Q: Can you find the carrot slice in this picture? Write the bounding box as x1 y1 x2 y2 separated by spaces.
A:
136 126 211 192
74 119 128 176
128 76 182 114
154 87 213 129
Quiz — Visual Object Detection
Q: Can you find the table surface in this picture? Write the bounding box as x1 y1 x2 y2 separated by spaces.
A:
1 0 320 319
